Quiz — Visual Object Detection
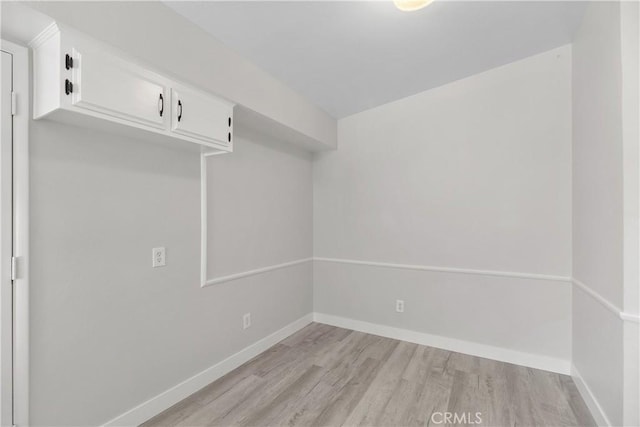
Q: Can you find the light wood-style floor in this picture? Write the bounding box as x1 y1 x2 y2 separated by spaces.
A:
143 323 595 427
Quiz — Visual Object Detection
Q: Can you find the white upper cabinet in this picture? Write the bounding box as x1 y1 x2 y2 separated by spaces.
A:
171 86 232 146
31 23 234 153
72 49 168 130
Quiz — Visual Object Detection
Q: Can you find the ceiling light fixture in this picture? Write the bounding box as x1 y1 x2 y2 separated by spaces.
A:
393 0 434 12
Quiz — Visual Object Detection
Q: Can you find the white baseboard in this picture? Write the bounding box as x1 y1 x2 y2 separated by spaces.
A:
571 365 611 427
103 313 314 427
313 313 571 375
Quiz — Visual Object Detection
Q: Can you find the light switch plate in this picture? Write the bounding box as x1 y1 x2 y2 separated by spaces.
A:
152 247 166 267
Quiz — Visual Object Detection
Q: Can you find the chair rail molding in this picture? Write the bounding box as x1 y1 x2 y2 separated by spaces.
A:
572 277 639 324
204 258 313 288
314 257 571 282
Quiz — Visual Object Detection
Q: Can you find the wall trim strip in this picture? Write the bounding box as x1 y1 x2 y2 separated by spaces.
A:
102 313 314 427
571 365 612 426
203 258 313 287
314 313 571 374
620 311 640 323
314 256 571 282
572 278 622 315
572 278 639 323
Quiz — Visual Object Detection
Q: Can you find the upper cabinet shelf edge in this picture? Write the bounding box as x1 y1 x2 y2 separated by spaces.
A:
30 22 234 153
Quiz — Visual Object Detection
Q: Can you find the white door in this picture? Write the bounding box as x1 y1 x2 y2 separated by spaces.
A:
72 49 168 130
0 50 13 427
171 86 232 145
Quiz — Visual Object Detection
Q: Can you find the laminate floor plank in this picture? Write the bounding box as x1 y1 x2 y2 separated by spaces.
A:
318 333 391 387
558 373 598 427
405 372 455 426
313 331 368 370
446 370 513 427
311 357 381 427
177 375 266 426
394 347 452 427
375 378 422 426
143 323 597 427
342 341 418 426
140 393 205 427
269 377 336 427
240 365 326 427
214 359 318 426
279 324 336 349
504 364 544 427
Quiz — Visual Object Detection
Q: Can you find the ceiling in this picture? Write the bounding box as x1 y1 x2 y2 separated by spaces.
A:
166 1 586 119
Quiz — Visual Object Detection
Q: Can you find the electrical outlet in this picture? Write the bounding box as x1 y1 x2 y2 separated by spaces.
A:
243 313 251 329
396 299 405 313
152 247 166 267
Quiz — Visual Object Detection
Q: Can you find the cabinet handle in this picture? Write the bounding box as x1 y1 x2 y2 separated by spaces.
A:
65 54 73 70
177 100 183 122
228 117 232 127
158 94 164 117
65 79 73 95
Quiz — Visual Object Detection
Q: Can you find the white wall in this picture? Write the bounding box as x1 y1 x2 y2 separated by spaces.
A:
572 2 639 425
29 123 313 425
314 45 572 365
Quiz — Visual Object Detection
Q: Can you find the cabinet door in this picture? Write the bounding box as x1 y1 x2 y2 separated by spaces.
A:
171 86 232 145
72 49 167 130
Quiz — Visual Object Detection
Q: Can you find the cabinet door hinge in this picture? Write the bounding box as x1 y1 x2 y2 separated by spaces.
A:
11 92 17 116
10 257 17 281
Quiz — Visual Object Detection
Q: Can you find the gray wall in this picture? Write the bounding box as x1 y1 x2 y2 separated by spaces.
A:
29 121 313 425
314 45 572 362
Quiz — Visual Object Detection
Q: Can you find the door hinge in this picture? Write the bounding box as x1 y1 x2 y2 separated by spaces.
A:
11 92 17 116
10 257 17 281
